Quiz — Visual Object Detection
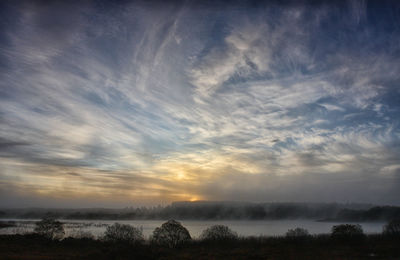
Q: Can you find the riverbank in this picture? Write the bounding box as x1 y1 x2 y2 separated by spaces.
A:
1 233 399 259
0 219 386 238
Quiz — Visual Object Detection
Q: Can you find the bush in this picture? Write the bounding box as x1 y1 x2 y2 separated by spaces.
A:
285 227 310 238
331 224 365 240
69 228 95 240
103 223 144 244
199 225 238 241
151 220 191 248
34 217 65 240
383 219 400 237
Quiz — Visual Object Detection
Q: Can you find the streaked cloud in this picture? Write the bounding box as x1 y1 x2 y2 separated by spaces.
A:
0 0 399 207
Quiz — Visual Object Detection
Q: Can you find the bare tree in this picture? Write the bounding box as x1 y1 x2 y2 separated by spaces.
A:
383 219 400 237
286 227 310 238
199 225 238 241
331 224 364 239
103 223 144 244
151 220 191 248
34 216 65 240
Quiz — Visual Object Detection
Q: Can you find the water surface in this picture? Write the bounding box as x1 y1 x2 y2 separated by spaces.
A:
0 219 385 238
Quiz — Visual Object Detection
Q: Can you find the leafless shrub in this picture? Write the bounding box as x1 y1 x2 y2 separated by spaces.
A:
34 217 65 240
199 225 238 241
151 220 191 248
103 223 144 244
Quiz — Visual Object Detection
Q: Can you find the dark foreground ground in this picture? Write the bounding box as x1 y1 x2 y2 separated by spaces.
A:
1 234 399 260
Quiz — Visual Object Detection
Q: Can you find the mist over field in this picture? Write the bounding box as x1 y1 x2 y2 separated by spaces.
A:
1 201 400 223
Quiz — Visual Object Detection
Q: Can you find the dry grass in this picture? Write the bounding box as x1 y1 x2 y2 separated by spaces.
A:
0 234 399 259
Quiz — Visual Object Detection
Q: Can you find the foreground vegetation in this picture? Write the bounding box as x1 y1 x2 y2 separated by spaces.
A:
1 218 400 259
1 232 400 260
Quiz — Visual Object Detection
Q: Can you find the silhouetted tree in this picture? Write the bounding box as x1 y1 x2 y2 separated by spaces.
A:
151 220 191 248
34 216 65 240
285 227 310 238
331 224 364 240
199 225 238 241
383 219 400 237
103 223 144 244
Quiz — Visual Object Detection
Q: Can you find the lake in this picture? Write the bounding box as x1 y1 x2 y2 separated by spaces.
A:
0 219 386 239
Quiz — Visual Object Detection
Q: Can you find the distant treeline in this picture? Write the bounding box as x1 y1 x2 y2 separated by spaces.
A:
1 201 399 221
334 206 400 222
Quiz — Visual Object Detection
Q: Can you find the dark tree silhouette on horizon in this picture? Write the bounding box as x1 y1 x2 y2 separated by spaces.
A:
383 219 400 237
285 227 310 238
103 223 144 244
331 224 365 240
34 216 65 240
199 225 238 241
151 220 191 248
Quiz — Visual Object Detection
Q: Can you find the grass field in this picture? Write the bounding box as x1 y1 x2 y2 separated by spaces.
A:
1 234 399 260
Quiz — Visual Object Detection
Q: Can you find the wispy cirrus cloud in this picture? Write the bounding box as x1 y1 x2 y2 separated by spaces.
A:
0 0 399 207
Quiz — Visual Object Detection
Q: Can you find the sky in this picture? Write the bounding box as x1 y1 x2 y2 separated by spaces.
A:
0 0 400 208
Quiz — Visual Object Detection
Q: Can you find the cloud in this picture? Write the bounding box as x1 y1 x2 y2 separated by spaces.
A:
0 0 400 207
190 22 271 98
